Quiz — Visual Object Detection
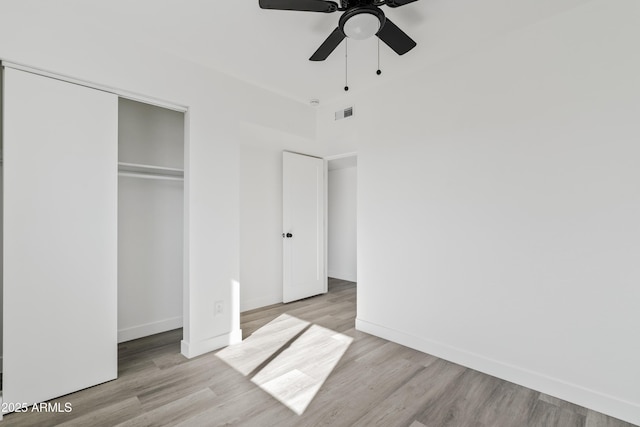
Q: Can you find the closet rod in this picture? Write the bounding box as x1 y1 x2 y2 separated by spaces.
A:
118 171 184 182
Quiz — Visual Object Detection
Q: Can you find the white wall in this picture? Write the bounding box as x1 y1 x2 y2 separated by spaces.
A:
352 0 640 424
0 3 316 358
316 99 359 157
328 165 357 282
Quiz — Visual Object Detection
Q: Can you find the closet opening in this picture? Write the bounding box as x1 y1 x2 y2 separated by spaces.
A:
0 64 189 411
117 98 185 346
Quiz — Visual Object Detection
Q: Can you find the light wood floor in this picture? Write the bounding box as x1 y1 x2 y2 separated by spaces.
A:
2 279 636 426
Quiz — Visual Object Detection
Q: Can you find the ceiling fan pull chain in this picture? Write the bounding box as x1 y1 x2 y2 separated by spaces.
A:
344 39 349 91
377 39 380 73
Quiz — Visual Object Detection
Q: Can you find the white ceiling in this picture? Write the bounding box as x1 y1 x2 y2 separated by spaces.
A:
11 0 592 105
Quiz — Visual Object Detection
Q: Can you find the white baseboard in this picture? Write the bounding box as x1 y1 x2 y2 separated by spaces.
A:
181 329 243 359
355 318 640 426
328 271 357 282
241 294 282 313
118 316 183 343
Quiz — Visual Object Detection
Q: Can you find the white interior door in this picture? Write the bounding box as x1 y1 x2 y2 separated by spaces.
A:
282 152 327 303
3 67 118 405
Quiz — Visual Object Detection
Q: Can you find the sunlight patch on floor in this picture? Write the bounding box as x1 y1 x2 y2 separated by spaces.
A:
216 314 353 415
216 314 310 376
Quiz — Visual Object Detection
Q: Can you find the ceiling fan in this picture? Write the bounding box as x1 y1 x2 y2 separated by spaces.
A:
259 0 419 61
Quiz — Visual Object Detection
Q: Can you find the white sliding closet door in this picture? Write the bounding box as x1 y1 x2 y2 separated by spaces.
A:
3 68 118 405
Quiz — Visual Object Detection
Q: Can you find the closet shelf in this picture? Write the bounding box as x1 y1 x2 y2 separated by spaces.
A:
118 162 184 180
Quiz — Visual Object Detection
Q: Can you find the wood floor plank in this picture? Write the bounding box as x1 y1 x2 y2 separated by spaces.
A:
473 380 540 427
56 397 143 427
351 359 468 427
114 388 217 427
175 387 290 427
528 399 586 427
415 368 505 427
299 356 430 425
585 410 638 427
540 393 589 417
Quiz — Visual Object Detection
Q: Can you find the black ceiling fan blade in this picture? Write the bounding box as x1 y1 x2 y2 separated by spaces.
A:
386 0 419 7
376 18 416 55
309 27 345 61
259 0 339 13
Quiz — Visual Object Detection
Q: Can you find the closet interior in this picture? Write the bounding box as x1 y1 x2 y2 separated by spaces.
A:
117 98 185 343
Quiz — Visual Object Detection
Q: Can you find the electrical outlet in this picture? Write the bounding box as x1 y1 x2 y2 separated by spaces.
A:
215 300 223 317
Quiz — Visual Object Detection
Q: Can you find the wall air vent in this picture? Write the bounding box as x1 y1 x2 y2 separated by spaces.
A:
335 106 353 121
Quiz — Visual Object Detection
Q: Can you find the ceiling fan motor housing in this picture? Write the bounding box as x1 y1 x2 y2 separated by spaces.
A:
339 6 386 40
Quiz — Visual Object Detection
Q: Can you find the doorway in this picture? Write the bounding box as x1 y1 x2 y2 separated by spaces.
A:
327 155 357 284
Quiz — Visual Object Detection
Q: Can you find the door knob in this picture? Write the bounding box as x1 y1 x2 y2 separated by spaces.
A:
286 232 293 238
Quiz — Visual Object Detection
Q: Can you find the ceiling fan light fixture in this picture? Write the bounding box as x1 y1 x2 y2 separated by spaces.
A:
338 6 386 42
343 13 381 40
